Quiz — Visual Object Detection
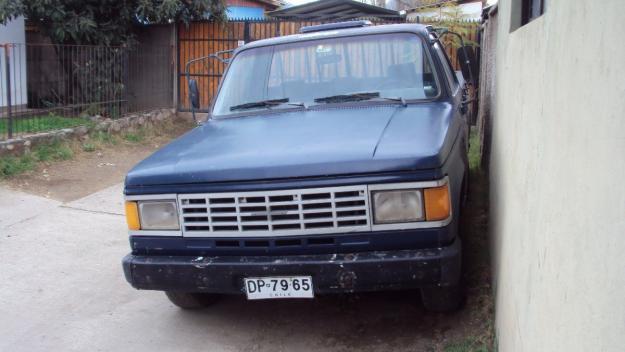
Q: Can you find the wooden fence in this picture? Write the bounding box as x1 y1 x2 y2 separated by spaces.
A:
177 19 479 111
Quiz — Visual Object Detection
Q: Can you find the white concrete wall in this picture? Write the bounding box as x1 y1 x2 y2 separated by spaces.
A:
490 0 625 351
0 16 27 108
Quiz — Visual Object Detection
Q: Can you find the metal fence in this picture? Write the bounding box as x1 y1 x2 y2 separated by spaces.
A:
0 43 174 141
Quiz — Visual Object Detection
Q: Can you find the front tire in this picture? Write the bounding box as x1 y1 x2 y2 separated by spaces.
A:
420 283 463 312
165 291 219 309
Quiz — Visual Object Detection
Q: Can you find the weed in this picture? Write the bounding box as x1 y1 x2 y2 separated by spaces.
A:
33 141 73 162
0 114 92 135
123 132 144 143
0 154 35 178
91 131 118 145
82 142 96 152
444 338 490 352
468 128 481 172
0 140 76 179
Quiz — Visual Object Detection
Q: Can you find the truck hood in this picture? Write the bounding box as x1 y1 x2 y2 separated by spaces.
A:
125 103 458 187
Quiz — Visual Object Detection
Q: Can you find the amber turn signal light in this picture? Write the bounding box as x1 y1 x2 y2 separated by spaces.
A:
125 201 141 230
424 184 451 221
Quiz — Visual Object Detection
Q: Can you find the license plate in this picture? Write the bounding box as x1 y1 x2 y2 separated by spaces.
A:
244 276 314 300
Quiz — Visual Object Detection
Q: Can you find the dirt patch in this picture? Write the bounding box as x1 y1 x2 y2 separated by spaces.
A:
450 167 494 351
1 121 194 202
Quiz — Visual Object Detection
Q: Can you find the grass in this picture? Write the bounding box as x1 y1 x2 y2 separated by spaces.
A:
0 140 73 178
445 126 495 352
82 142 96 152
91 130 118 145
0 113 92 136
444 338 490 352
122 131 145 143
0 119 188 179
468 128 481 172
0 155 36 178
32 140 73 162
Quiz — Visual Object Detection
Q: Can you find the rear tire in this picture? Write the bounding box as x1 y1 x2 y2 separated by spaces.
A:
165 291 219 309
420 283 464 312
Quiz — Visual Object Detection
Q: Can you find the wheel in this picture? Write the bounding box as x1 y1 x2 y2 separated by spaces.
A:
420 283 464 312
164 291 219 309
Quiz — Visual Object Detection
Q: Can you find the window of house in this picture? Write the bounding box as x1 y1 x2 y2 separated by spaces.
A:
511 0 546 31
522 0 546 25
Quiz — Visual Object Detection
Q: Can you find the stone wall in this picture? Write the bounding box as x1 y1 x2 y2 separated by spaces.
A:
0 108 177 157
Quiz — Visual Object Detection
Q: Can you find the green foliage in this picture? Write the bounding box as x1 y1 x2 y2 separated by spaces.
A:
417 2 479 48
91 131 119 145
0 154 35 178
82 142 96 152
123 132 144 143
71 48 126 118
468 127 481 171
0 140 73 179
444 338 490 352
32 141 73 162
0 0 226 45
0 114 91 135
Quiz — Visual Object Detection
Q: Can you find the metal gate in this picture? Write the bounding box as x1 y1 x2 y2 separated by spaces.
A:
178 20 325 112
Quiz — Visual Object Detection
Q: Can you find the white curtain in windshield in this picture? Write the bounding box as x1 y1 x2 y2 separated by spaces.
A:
213 33 438 115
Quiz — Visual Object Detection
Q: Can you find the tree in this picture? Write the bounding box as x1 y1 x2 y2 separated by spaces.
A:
0 1 226 118
431 2 478 48
0 0 227 46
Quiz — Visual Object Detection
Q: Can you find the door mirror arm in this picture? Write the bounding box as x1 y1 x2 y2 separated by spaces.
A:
185 49 234 124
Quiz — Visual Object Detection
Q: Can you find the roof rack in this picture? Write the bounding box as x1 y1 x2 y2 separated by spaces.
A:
300 20 372 34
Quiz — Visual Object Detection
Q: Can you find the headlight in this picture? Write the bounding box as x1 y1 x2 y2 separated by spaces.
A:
137 200 179 230
372 190 424 224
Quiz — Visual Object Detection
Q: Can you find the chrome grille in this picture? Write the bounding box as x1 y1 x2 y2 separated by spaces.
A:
178 185 370 237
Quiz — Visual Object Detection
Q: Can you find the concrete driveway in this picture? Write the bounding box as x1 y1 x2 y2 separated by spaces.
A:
0 184 482 352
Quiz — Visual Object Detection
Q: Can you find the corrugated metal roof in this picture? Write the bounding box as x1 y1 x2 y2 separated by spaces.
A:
269 0 402 20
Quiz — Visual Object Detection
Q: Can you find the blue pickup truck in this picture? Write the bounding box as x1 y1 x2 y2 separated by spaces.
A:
122 21 475 312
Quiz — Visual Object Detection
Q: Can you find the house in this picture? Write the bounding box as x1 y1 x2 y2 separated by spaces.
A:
400 0 484 21
0 16 27 112
481 0 625 351
226 0 284 20
269 0 403 21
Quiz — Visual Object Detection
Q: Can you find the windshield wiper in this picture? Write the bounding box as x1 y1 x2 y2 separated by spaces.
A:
371 96 408 107
314 92 407 107
230 98 306 111
313 92 380 104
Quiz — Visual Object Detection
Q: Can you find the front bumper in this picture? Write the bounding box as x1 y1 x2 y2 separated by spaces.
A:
122 238 461 294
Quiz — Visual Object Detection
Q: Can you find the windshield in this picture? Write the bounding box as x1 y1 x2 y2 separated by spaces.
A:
212 33 439 116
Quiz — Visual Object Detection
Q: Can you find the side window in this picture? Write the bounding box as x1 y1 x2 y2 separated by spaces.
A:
434 43 459 93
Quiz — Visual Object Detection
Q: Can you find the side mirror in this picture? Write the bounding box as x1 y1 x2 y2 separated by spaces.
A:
188 79 200 110
457 45 478 86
